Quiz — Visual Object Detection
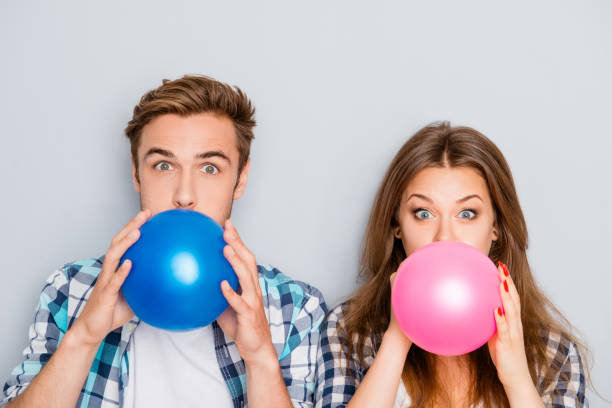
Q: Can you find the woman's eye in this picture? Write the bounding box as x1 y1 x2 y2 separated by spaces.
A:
202 164 219 175
459 209 477 220
414 209 432 220
155 162 173 171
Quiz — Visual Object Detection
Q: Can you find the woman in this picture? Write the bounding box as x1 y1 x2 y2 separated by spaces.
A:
315 122 589 407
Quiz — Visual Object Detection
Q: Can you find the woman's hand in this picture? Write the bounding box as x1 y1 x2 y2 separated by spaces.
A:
488 262 543 407
346 272 412 408
385 272 412 353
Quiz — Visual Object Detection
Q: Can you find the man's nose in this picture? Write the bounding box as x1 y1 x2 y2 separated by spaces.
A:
173 172 196 209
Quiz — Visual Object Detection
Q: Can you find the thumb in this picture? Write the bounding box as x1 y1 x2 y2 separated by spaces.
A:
389 271 399 286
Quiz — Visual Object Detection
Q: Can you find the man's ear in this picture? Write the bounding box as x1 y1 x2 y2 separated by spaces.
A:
131 152 141 193
233 158 250 200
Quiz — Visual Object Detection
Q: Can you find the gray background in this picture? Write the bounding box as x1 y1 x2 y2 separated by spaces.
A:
1 0 610 405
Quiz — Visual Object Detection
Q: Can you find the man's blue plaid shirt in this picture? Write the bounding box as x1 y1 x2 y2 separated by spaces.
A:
1 257 327 407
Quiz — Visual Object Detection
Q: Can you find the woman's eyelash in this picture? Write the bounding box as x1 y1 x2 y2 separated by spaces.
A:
412 208 432 219
410 208 479 219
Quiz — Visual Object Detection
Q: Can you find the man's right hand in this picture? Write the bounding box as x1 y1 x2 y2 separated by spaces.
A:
5 210 152 408
70 209 151 347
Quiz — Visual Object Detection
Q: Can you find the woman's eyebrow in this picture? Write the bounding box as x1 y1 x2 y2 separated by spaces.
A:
456 194 483 203
406 193 433 203
405 193 483 203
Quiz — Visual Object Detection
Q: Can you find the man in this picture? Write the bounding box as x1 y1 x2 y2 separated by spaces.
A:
1 75 327 407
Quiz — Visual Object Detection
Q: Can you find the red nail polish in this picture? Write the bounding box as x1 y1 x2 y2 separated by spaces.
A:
503 280 509 292
497 307 503 316
501 262 509 277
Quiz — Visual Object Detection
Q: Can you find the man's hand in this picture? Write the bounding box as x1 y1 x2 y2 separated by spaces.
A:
217 219 277 364
6 210 152 408
217 219 292 407
70 209 151 346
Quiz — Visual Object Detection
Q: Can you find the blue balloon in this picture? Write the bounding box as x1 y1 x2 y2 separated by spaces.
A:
120 209 238 331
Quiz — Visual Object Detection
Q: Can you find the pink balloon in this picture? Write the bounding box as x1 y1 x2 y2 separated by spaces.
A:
391 241 502 356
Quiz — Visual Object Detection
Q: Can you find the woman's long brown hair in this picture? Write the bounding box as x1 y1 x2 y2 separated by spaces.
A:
340 122 590 407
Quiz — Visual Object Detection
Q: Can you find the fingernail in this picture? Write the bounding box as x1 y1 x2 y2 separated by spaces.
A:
503 280 509 292
497 307 503 316
129 230 139 239
225 245 235 256
501 262 509 277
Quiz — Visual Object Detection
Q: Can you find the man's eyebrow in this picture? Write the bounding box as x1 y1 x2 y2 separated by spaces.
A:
143 148 231 164
143 148 175 160
405 193 483 203
195 151 231 164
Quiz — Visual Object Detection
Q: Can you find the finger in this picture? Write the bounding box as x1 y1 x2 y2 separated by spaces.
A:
111 209 151 246
493 306 510 342
223 219 257 269
99 228 141 285
224 220 262 298
223 244 256 297
389 272 397 284
498 262 521 313
499 278 520 330
503 264 521 309
107 259 132 294
220 280 249 315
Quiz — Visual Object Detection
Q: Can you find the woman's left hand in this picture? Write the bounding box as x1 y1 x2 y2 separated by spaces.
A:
487 262 534 392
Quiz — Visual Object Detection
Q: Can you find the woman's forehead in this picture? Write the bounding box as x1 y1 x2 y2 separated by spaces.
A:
404 167 490 202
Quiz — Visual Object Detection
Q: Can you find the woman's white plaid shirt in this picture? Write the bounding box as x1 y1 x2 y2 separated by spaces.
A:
314 303 588 408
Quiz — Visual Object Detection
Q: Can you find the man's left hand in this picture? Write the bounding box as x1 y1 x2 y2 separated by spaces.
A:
217 219 277 366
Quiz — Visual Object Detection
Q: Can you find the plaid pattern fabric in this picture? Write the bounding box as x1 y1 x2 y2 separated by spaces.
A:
2 257 327 408
315 302 588 408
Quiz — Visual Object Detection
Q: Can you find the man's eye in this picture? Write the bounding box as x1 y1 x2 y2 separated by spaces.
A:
155 162 173 171
414 209 432 220
459 209 477 220
202 164 219 175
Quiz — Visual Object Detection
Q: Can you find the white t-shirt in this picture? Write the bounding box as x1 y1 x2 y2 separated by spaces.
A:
394 381 411 408
393 382 484 408
123 321 233 408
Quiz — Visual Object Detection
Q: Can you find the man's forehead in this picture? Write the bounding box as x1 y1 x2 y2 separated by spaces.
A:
138 113 239 161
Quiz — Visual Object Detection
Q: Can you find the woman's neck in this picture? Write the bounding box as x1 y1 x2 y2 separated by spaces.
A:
432 354 473 406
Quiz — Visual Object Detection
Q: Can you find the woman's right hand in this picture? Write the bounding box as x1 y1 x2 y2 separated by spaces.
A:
385 272 413 352
346 272 412 408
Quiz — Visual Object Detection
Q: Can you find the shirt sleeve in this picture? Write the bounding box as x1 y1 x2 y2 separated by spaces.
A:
540 332 588 408
314 304 368 408
271 278 328 408
1 268 70 406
